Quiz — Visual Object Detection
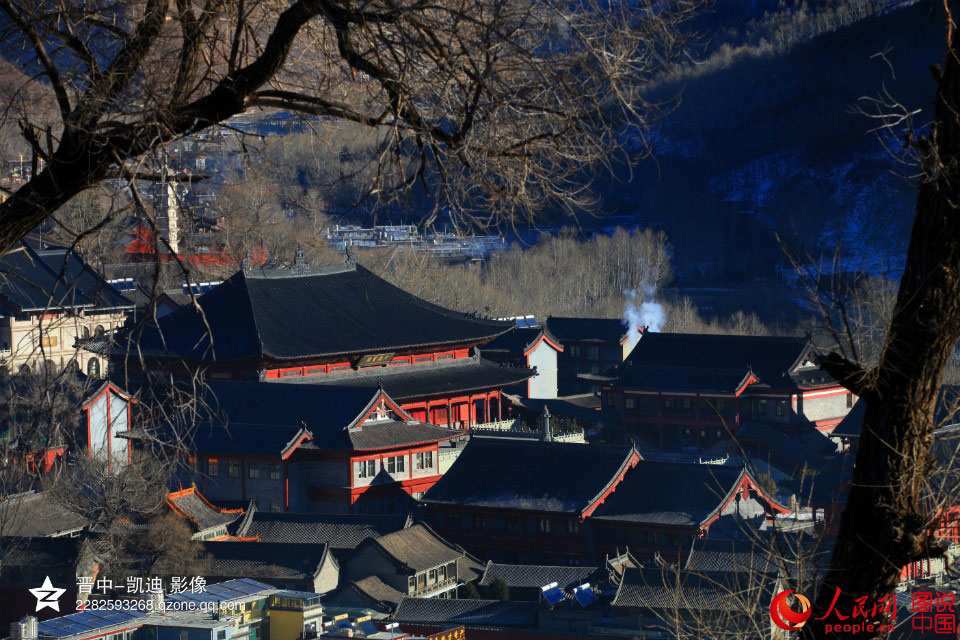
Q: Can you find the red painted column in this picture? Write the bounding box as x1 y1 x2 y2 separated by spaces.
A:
497 391 502 421
284 461 290 512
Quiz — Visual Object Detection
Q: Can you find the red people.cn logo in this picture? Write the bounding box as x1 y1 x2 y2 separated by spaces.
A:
771 590 812 631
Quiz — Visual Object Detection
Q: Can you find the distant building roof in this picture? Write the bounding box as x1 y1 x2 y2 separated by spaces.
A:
126 260 511 363
232 506 411 550
1 536 82 567
392 597 540 627
272 354 534 401
590 461 787 526
482 326 563 355
421 438 639 514
347 575 405 608
0 243 134 314
0 491 89 537
683 537 783 575
478 561 598 590
202 541 331 582
360 524 467 572
599 333 826 392
611 567 777 612
545 317 627 343
167 487 244 533
183 381 459 455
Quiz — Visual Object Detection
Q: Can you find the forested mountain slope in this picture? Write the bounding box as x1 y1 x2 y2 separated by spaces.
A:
593 0 946 286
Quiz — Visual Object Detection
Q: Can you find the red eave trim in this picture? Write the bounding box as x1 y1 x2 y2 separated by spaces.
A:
581 451 641 518
734 374 758 397
281 430 314 460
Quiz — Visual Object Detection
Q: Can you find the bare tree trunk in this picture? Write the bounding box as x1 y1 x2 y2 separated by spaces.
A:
805 25 960 639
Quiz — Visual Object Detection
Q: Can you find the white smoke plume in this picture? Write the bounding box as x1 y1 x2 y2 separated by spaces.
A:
622 283 665 348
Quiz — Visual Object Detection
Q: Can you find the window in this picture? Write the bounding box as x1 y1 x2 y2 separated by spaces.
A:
270 501 282 512
505 516 519 533
417 573 427 590
682 398 692 413
208 459 218 477
754 399 768 418
715 399 727 414
39 334 58 347
387 455 405 474
269 463 281 480
87 358 100 376
568 345 581 358
664 397 675 411
247 463 260 479
412 491 425 499
644 531 656 544
429 569 438 583
94 325 106 337
539 518 551 534
415 452 434 470
624 397 636 410
586 346 600 360
567 520 580 535
357 460 376 478
408 576 416 592
775 400 787 417
439 565 447 581
474 514 486 531
217 631 227 640
228 459 240 478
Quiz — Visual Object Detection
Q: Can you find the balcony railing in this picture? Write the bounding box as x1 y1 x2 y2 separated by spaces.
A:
411 575 459 596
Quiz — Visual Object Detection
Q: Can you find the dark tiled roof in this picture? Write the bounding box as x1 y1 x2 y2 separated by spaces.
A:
482 327 561 354
0 491 89 537
127 262 511 362
478 561 598 589
0 536 81 566
365 524 465 572
591 462 754 526
736 422 837 462
545 317 626 343
233 508 411 550
349 576 405 607
168 488 244 532
324 576 402 613
611 567 777 612
202 541 329 581
186 380 458 454
273 355 534 401
607 333 817 391
831 399 866 437
0 243 133 313
392 597 540 626
683 538 782 575
604 364 755 393
421 438 638 514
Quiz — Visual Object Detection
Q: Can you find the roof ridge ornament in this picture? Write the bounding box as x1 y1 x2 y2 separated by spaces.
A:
345 246 358 267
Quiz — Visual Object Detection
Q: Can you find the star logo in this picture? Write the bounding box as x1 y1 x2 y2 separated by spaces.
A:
30 576 66 612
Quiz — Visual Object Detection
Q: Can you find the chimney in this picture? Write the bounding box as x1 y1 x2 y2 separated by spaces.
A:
540 406 552 442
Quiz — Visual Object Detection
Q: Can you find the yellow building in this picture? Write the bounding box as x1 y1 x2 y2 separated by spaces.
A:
267 591 324 640
0 243 133 375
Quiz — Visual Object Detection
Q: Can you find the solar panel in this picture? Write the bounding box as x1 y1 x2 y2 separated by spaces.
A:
573 583 597 607
540 582 565 606
39 609 143 637
357 618 378 635
336 618 354 631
